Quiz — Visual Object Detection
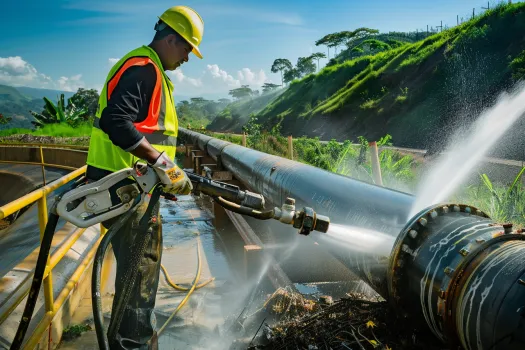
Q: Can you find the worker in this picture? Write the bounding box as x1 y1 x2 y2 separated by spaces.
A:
85 6 204 350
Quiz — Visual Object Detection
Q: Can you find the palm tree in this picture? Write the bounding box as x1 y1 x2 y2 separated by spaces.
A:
271 58 293 86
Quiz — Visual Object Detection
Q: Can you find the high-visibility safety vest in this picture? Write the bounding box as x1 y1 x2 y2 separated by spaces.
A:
86 45 178 173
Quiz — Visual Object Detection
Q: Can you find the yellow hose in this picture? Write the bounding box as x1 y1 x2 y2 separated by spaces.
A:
157 236 203 336
160 263 214 291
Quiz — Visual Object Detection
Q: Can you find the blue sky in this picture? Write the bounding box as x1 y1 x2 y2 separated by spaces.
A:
0 0 515 100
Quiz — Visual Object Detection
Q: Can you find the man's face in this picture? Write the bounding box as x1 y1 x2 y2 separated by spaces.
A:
166 34 192 71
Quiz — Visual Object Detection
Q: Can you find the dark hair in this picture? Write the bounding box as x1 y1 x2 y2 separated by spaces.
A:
153 20 186 43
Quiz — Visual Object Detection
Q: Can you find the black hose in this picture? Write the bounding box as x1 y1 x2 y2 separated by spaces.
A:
9 206 60 350
92 201 140 350
215 196 275 220
92 186 163 348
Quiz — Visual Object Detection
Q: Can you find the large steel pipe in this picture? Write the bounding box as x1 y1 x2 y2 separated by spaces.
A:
179 128 415 294
179 128 525 349
389 203 525 349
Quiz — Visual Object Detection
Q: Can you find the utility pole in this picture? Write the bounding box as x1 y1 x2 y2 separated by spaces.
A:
437 21 443 32
457 15 459 26
427 24 429 35
482 2 490 11
472 8 475 19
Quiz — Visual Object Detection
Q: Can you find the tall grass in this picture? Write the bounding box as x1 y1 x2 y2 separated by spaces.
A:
0 122 92 138
452 168 525 226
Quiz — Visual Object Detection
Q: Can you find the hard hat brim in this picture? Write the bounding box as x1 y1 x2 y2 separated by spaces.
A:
191 46 203 59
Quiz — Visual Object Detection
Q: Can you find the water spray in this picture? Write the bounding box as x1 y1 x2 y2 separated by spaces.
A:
179 127 525 350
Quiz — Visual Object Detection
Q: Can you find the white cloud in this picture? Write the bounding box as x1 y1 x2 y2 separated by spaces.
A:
108 58 119 66
168 69 202 88
0 56 85 92
56 74 85 92
237 68 267 87
207 64 240 87
168 64 271 97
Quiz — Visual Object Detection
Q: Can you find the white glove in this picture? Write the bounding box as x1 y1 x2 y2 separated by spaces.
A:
150 152 193 195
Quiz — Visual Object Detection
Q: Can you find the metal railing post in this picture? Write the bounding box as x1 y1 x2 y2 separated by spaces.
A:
369 141 383 186
39 145 46 185
287 135 293 160
37 195 54 313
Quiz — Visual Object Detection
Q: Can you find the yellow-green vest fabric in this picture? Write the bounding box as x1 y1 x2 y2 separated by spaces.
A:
86 46 178 173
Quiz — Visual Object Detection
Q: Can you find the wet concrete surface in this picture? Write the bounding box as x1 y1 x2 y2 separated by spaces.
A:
58 194 264 350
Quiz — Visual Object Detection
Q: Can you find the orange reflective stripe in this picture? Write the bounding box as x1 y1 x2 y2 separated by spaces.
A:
106 56 163 133
134 71 162 133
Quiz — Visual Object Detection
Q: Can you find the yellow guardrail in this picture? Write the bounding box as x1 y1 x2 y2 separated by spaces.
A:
0 144 105 349
0 142 88 150
0 143 86 185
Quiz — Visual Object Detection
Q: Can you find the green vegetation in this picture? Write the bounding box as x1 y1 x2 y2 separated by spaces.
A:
242 2 525 159
176 97 230 129
228 85 258 100
0 113 12 125
62 324 92 341
207 89 283 132
30 94 89 128
0 122 92 138
0 84 43 129
453 168 525 226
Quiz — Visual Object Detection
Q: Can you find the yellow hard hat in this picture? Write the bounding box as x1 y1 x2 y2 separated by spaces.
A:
158 6 204 59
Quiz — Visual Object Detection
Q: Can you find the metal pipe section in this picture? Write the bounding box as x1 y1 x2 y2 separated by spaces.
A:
179 129 525 349
180 128 415 294
180 128 414 235
388 203 525 349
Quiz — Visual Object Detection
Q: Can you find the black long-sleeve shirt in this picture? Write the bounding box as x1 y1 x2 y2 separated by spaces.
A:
98 64 157 151
87 63 157 181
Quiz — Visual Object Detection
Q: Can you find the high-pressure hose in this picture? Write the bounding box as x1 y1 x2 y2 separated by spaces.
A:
9 176 87 350
91 199 141 350
92 185 163 350
9 208 60 350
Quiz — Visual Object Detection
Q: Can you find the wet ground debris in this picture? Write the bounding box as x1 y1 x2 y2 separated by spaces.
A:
249 292 449 350
61 323 92 341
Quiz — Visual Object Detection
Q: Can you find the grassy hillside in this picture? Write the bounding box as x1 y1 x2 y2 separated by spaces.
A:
252 3 525 159
0 85 42 129
15 86 75 101
176 98 231 129
207 89 283 132
0 85 78 130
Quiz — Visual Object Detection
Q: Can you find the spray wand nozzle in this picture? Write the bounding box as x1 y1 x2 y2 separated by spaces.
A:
210 193 329 235
273 198 330 235
187 169 329 235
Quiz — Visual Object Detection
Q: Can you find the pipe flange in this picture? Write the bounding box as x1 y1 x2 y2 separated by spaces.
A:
387 203 490 309
443 233 525 346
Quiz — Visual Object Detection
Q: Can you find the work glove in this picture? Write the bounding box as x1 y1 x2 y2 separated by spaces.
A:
150 152 193 195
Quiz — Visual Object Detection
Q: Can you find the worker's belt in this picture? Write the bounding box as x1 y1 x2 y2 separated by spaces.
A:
93 118 177 147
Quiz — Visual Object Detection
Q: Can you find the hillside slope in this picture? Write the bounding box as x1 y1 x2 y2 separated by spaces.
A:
0 85 77 130
0 85 41 129
16 86 75 101
207 89 283 132
252 3 525 159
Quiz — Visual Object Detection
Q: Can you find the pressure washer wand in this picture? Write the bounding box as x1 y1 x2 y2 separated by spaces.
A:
187 171 330 236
